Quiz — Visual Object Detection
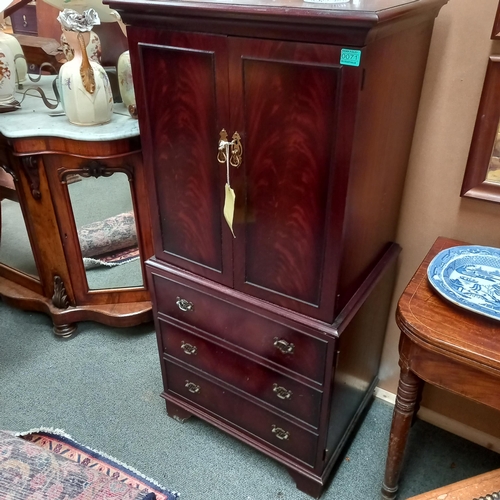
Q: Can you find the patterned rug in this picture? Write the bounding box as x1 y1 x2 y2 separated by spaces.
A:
77 211 140 269
17 428 179 500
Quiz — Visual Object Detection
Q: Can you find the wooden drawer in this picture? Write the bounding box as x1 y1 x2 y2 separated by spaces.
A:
160 318 323 427
165 361 319 467
151 272 328 383
10 5 38 36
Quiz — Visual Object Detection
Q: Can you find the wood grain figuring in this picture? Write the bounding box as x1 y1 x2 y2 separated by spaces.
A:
151 271 328 383
0 131 153 335
407 467 500 500
110 0 448 47
228 38 351 321
382 237 500 500
164 361 319 466
139 43 223 272
118 1 448 496
160 318 323 427
337 20 436 312
241 57 337 306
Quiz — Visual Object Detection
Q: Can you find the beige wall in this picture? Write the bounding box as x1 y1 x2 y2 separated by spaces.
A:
378 0 500 438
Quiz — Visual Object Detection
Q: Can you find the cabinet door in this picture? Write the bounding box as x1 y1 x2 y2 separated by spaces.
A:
229 39 362 322
128 29 234 286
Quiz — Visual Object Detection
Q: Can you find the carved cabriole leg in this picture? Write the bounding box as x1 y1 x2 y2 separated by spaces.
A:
381 364 423 500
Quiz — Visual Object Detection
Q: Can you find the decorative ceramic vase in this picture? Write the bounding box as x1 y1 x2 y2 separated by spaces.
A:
117 50 135 110
61 30 101 63
58 29 113 125
0 40 16 105
0 31 27 83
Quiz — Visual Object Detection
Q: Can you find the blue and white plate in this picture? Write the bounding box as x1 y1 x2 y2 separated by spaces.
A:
427 245 500 321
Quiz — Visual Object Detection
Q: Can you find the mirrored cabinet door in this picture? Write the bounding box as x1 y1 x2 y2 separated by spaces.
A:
67 173 144 291
0 197 39 279
0 167 39 279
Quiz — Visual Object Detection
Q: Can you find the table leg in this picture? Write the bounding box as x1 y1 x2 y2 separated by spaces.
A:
381 366 423 500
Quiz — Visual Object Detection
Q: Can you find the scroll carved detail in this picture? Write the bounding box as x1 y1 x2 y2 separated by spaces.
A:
0 163 18 182
52 276 70 309
58 159 133 183
20 156 41 200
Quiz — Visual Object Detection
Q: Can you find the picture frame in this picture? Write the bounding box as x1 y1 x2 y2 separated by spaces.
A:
492 1 500 39
461 55 500 203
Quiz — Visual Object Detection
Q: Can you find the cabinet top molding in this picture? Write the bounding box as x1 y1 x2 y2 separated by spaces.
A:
106 0 448 46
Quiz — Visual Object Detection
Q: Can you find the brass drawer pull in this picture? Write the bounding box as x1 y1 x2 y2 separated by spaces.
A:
176 297 194 312
181 341 197 355
185 380 200 394
272 425 290 441
273 337 295 355
273 383 292 400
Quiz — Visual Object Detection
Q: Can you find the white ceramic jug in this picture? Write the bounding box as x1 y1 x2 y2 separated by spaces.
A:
58 29 113 125
0 39 16 105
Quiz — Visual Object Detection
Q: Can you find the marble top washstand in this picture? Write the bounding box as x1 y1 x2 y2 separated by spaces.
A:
1 76 139 141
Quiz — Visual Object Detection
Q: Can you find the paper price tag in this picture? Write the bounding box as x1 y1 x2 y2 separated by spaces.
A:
224 183 236 238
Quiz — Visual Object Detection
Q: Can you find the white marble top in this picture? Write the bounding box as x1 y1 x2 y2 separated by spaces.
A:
0 76 140 141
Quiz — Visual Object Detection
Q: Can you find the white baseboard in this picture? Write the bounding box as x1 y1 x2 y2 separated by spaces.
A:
374 387 396 405
374 387 500 453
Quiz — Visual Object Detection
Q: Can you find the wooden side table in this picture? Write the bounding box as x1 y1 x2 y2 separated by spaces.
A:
0 77 154 337
381 237 500 499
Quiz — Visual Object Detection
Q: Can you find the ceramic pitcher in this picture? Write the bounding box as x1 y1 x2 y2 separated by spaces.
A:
0 38 16 105
58 29 113 125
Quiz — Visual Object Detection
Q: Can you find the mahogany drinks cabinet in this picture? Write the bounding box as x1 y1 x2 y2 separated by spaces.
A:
105 0 448 496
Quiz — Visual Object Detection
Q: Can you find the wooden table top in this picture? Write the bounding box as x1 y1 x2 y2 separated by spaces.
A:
396 236 500 377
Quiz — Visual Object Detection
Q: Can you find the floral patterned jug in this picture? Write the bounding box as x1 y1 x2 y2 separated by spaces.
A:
0 38 16 105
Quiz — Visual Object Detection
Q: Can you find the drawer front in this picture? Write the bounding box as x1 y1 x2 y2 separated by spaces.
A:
160 318 322 427
11 6 38 35
152 273 328 383
165 361 318 467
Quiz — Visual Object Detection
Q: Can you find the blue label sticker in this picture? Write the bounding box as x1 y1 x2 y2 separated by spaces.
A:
340 49 362 67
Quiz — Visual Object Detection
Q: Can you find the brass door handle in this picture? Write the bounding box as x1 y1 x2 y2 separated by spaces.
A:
273 337 295 355
217 129 243 168
176 297 194 312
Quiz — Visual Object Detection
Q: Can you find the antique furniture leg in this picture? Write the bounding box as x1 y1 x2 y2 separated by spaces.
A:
53 322 78 338
165 401 192 423
382 364 423 500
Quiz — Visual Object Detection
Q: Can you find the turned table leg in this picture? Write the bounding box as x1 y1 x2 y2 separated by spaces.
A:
53 322 78 338
381 366 423 500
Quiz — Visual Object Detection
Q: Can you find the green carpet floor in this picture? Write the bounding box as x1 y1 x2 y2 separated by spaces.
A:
1 300 499 499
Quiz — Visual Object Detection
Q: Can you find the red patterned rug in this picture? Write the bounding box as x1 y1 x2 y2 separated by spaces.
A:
18 428 179 500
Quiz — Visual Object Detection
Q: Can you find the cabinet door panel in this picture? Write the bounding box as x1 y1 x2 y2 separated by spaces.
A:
130 30 233 286
230 39 360 321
